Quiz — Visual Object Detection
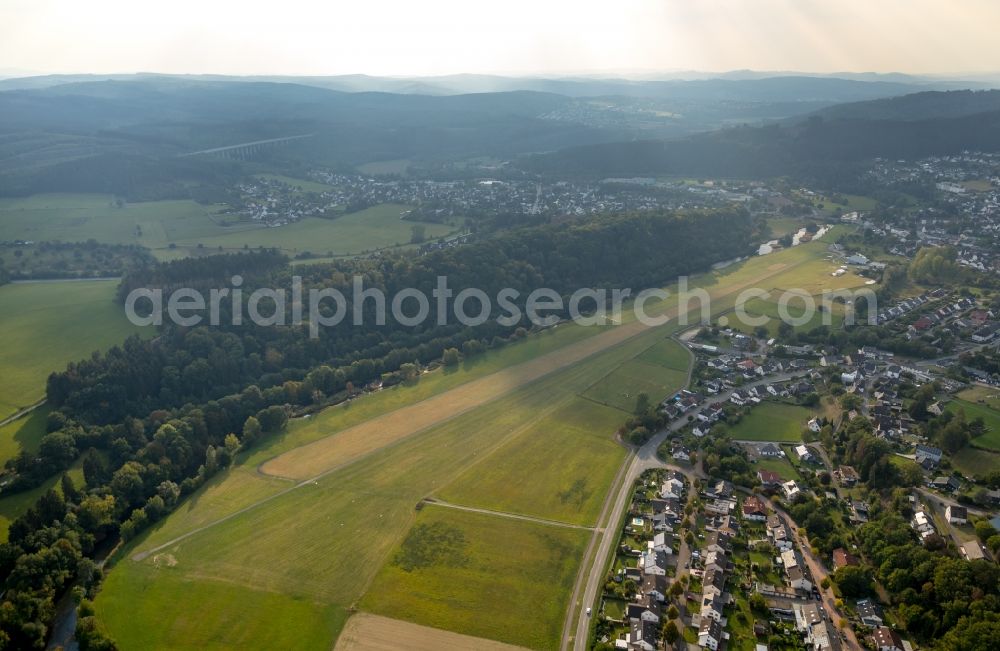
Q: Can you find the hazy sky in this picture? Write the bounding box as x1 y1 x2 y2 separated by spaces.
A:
2 0 998 77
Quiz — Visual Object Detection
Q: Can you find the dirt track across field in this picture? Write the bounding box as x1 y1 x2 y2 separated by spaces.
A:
334 613 531 651
260 256 806 482
260 317 656 480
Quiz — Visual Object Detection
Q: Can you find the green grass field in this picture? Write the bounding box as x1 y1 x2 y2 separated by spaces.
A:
0 194 455 259
766 216 807 238
360 506 588 650
637 338 691 370
581 359 688 413
97 563 347 651
751 456 801 480
815 194 877 214
957 386 1000 410
0 406 50 467
948 399 1000 451
0 280 147 419
168 203 455 256
94 226 857 649
0 463 84 541
730 402 814 442
727 294 848 336
951 447 1000 478
0 194 227 246
437 397 626 525
98 325 663 649
580 337 689 413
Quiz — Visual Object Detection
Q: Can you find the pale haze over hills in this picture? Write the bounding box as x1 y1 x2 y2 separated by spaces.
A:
2 0 999 77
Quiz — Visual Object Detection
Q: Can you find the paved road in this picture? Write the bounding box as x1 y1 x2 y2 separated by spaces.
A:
771 504 861 650
567 368 809 651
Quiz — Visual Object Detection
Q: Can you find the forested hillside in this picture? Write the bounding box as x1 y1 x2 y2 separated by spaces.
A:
521 104 1000 180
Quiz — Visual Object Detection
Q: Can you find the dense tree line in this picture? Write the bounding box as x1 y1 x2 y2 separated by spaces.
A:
858 512 1000 649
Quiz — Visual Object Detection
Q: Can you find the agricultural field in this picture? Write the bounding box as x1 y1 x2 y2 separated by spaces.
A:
360 507 588 650
0 194 456 259
951 447 1000 478
729 402 815 442
581 359 688 413
0 280 147 419
637 337 692 371
335 613 529 651
581 337 690 413
97 562 347 651
766 216 808 239
961 179 994 192
436 397 626 525
727 294 847 337
948 399 1000 451
814 194 877 214
94 230 851 649
957 385 1000 411
168 203 455 256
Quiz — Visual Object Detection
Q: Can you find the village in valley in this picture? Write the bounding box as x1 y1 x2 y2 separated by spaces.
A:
591 244 1000 651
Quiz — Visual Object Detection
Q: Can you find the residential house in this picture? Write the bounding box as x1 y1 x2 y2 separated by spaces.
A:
856 599 884 627
742 495 768 522
946 505 968 525
702 568 727 598
794 444 816 463
698 618 724 651
627 618 658 651
782 480 802 500
758 443 783 457
850 501 870 523
915 445 943 467
832 548 860 570
758 469 782 487
962 540 986 561
932 475 961 492
641 550 668 576
836 465 859 487
672 447 691 462
701 595 726 622
873 626 904 651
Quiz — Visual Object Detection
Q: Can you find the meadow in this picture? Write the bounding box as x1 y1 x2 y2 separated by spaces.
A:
729 402 814 442
0 280 147 419
361 507 588 650
580 338 689 412
0 194 456 259
751 456 801 481
95 227 852 649
0 463 84 541
727 294 848 336
97 562 347 651
101 354 626 649
436 396 626 525
170 204 455 256
950 447 1000 478
948 399 1000 451
0 405 49 467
